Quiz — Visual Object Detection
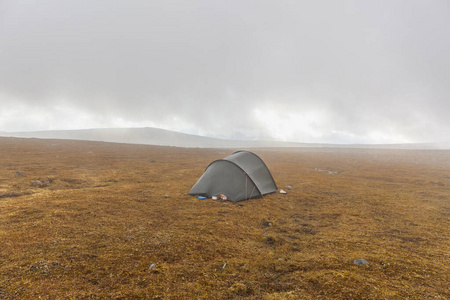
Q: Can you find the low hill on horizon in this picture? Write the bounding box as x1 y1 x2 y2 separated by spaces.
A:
0 127 449 149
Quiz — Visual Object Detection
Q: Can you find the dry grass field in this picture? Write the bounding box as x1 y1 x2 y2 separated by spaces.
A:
0 137 448 299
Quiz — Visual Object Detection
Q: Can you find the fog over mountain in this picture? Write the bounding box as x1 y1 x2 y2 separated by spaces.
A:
1 127 448 149
1 1 449 144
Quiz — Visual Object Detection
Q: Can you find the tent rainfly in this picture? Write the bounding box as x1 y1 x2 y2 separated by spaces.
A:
189 150 277 202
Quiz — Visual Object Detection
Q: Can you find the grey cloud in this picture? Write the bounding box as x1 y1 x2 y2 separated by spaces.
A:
1 0 449 143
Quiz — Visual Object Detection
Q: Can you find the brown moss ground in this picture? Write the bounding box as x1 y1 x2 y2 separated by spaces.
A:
0 137 448 299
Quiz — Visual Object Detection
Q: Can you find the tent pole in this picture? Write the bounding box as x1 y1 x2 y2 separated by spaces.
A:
245 173 248 200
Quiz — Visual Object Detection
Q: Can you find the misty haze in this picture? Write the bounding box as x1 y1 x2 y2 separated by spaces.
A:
1 0 449 144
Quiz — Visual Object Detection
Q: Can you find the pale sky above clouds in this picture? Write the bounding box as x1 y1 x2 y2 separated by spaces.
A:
1 0 449 143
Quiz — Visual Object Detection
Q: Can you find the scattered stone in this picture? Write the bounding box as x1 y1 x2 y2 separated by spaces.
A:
279 189 287 194
16 171 26 177
315 168 338 174
380 262 389 269
285 185 293 190
354 259 368 265
263 221 272 227
30 260 49 274
149 264 156 270
44 180 51 184
164 194 169 198
32 180 42 186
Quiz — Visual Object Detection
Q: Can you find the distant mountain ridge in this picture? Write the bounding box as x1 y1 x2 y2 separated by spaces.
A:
0 127 449 149
0 127 301 148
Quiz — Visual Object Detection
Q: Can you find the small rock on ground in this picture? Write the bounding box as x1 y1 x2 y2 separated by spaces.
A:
263 221 272 227
354 259 368 265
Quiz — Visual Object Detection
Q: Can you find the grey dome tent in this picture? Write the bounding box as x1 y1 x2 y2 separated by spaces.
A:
189 151 277 202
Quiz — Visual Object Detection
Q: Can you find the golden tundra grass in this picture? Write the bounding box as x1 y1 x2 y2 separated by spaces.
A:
0 137 448 299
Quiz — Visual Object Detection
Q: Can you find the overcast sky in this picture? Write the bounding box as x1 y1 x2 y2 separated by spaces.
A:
1 0 449 144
